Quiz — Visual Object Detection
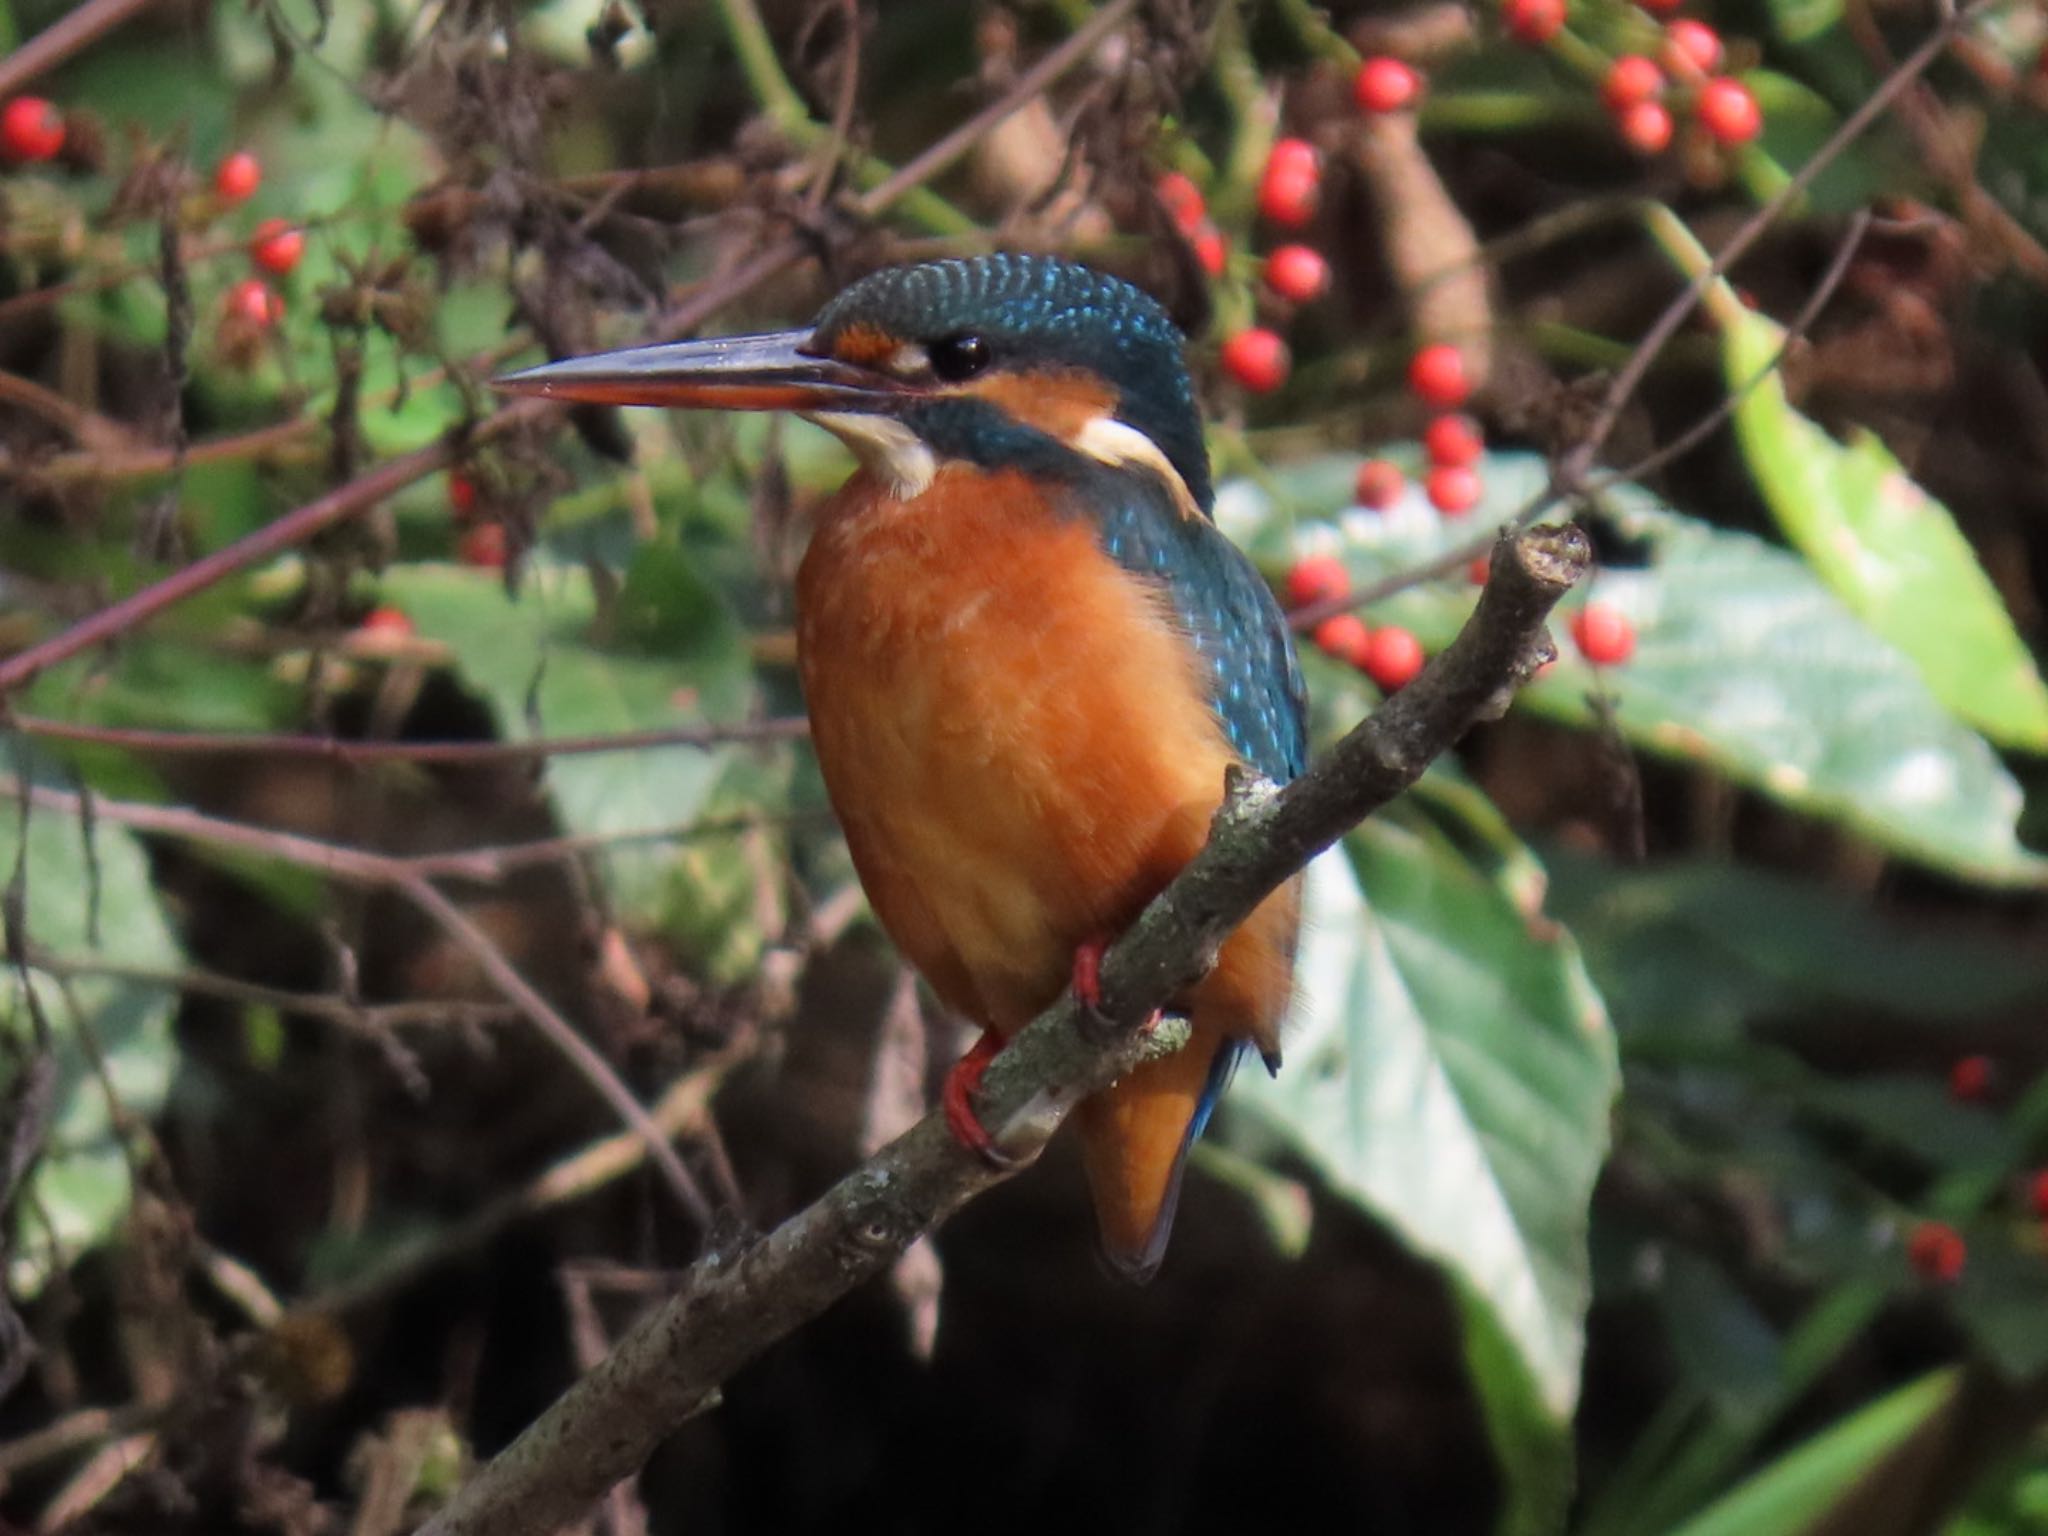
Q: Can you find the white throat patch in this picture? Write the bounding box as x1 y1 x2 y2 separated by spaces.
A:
807 411 937 499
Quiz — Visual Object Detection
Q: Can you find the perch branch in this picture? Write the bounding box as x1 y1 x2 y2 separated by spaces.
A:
413 522 1589 1536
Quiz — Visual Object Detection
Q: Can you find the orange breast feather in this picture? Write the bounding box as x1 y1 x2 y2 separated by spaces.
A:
796 464 1299 1273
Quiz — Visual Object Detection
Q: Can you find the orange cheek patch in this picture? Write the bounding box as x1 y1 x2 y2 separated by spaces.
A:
967 370 1119 441
830 323 902 368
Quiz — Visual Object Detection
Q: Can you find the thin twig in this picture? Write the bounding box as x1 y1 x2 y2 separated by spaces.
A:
0 0 159 99
311 1049 742 1317
1603 208 1874 488
10 714 809 764
0 777 713 1224
22 946 517 1035
414 522 1588 1536
852 0 1139 217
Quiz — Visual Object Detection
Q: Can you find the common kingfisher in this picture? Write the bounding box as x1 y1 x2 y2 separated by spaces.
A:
498 254 1308 1281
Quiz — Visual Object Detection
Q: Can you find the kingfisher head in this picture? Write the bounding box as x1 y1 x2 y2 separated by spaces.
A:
495 253 1212 516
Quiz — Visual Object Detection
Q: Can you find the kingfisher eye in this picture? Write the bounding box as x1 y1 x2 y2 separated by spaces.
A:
928 332 992 382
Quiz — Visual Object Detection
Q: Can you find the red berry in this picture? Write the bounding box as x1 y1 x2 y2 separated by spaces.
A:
460 523 508 570
448 472 479 519
359 605 414 637
1423 413 1484 468
1355 458 1405 510
1268 138 1320 179
1949 1054 1993 1103
1157 171 1206 233
1285 553 1350 608
1617 100 1675 155
1696 77 1763 145
1426 463 1482 515
1503 0 1566 45
1602 55 1666 112
1221 328 1290 392
1314 613 1372 666
1264 244 1331 302
214 149 262 203
1354 57 1422 114
1905 1220 1966 1285
1663 18 1723 75
2028 1170 2048 1219
227 278 282 328
1469 553 1491 585
1407 344 1470 409
1 97 65 163
1191 222 1228 277
1571 602 1637 665
1256 146 1321 228
249 218 304 276
1364 626 1425 691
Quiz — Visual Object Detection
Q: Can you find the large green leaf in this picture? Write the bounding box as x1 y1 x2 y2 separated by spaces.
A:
1220 453 2047 885
379 552 772 943
2 797 181 1296
1228 819 1617 1536
1724 308 2048 754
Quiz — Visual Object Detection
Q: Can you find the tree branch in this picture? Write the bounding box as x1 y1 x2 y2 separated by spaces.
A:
412 521 1588 1536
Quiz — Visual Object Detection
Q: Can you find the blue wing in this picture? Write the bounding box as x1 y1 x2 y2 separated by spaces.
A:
1091 472 1309 787
1086 465 1309 1102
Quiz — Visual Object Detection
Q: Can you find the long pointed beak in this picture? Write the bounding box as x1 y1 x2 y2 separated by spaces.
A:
492 328 906 413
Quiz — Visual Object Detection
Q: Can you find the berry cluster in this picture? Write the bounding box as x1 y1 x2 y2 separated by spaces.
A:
1898 1061 2048 1287
447 472 510 569
1282 554 1427 692
206 150 308 342
1195 4 1766 392
1499 0 1762 155
3 114 303 346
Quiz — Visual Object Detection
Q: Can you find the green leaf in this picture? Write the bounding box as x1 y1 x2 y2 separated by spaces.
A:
1221 453 2048 885
1227 821 1617 1536
1725 308 2048 754
1664 1371 1958 1536
3 798 182 1296
379 555 780 959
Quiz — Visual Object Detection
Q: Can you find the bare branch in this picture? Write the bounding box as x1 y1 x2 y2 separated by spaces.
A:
0 0 159 100
0 780 716 1224
10 714 809 764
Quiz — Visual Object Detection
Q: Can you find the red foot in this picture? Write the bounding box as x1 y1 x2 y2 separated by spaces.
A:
943 1031 1020 1168
1071 935 1111 1012
1070 934 1160 1038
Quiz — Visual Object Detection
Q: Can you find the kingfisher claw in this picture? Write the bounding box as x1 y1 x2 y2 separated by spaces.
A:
943 1031 1026 1171
1071 934 1161 1042
1071 934 1109 1013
